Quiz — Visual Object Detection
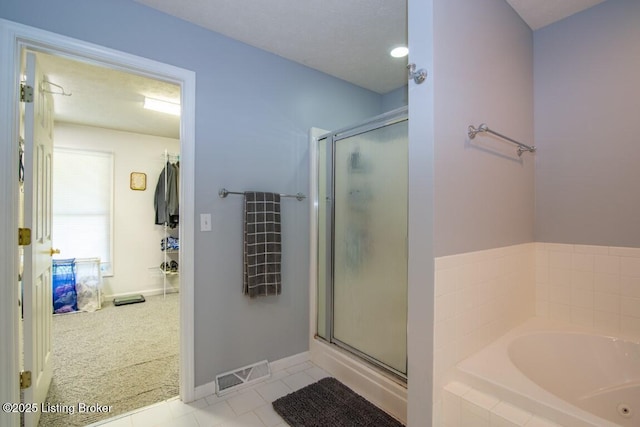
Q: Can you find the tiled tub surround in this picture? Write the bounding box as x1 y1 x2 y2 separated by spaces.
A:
535 243 640 340
434 243 537 401
442 381 561 427
435 242 640 426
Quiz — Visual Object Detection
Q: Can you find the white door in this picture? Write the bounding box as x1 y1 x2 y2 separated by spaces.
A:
22 51 55 427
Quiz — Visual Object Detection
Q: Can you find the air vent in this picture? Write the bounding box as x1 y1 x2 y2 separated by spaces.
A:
215 360 270 395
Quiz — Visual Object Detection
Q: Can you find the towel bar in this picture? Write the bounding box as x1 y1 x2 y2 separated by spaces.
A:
218 188 306 201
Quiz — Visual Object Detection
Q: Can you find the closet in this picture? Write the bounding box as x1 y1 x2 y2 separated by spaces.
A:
154 150 180 296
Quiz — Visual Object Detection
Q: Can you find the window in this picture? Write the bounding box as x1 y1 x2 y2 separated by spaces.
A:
52 147 114 276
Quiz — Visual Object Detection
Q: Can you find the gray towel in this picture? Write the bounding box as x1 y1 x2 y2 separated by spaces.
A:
243 192 282 297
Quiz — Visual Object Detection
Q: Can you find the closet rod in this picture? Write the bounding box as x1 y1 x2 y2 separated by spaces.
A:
468 123 536 157
41 79 72 96
162 150 180 160
218 188 306 201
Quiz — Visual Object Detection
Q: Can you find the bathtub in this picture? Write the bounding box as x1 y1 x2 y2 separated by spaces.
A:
454 317 640 427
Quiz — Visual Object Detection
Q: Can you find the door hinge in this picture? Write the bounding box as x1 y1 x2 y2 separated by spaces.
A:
20 84 34 103
19 371 31 389
18 228 31 246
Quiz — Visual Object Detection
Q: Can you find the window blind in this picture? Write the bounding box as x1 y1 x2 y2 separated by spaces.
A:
52 147 114 275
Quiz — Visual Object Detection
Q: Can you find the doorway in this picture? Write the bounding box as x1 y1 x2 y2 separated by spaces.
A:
21 49 182 426
0 19 196 427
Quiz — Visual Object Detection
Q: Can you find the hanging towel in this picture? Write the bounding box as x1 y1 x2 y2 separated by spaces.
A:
243 192 282 297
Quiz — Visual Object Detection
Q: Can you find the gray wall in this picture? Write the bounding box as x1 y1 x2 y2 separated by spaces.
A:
534 0 640 247
0 0 384 386
433 0 535 257
381 85 408 112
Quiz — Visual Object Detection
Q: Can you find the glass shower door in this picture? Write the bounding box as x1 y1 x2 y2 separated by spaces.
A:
332 118 408 376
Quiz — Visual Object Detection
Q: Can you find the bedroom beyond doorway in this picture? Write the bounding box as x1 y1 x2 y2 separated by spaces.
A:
38 293 179 427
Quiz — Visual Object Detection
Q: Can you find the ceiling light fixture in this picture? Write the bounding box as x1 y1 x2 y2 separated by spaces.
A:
143 97 181 116
390 46 409 58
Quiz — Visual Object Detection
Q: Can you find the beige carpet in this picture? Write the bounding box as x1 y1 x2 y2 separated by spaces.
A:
38 293 179 427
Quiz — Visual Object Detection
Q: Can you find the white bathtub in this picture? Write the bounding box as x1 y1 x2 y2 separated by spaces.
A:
454 317 640 427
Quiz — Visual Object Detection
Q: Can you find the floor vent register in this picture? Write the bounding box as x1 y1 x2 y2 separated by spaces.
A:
215 359 270 395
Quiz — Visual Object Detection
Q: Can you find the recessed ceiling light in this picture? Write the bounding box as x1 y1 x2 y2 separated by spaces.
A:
143 97 180 116
390 46 409 58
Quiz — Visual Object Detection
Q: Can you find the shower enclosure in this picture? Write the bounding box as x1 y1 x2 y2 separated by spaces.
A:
315 107 408 379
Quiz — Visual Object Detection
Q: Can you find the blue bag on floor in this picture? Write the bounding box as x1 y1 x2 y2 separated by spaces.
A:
52 259 77 314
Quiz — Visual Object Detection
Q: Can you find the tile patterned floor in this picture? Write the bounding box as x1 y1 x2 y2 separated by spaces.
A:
89 361 330 427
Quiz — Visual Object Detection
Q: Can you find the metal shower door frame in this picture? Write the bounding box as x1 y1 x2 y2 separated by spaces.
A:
319 106 408 381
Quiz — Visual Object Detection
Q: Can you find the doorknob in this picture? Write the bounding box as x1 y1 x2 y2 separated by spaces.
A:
49 248 60 256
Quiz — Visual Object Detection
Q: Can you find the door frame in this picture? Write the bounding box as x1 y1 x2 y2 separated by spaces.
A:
0 18 196 426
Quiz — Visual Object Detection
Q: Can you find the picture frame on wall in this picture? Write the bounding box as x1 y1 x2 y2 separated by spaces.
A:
130 172 147 191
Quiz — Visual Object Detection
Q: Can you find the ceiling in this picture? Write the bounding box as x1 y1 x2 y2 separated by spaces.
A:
36 52 181 139
505 0 606 30
40 0 606 139
134 0 409 96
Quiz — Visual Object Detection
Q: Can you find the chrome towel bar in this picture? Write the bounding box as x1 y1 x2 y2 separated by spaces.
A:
218 188 306 201
468 123 536 157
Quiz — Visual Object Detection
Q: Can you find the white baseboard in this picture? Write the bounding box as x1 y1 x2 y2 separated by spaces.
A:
194 379 217 401
270 351 310 372
194 351 310 401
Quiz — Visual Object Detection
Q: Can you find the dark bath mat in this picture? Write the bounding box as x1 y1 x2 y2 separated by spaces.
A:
272 377 404 427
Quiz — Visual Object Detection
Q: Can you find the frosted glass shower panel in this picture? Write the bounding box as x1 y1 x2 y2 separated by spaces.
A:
332 120 408 375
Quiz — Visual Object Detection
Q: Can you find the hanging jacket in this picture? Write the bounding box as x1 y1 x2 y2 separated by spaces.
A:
154 162 179 226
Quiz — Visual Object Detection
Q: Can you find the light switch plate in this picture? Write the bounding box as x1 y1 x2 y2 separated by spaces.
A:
200 213 212 231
